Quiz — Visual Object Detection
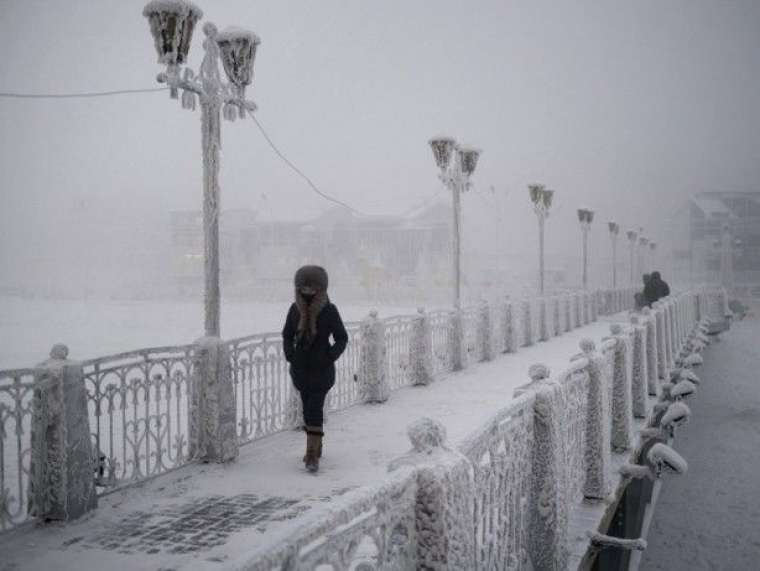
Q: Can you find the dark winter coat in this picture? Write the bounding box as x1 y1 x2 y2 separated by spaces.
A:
644 272 670 306
282 301 348 393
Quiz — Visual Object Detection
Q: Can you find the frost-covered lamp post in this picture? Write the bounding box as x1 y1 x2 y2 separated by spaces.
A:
529 184 555 295
577 208 594 289
608 221 620 288
639 236 649 277
428 137 481 309
626 229 638 285
143 0 260 337
649 241 657 272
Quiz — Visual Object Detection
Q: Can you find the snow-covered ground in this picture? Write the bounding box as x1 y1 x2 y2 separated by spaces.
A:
641 316 760 570
0 314 624 570
0 295 418 369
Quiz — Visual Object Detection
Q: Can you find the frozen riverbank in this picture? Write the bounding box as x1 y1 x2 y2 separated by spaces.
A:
641 317 760 570
0 295 417 369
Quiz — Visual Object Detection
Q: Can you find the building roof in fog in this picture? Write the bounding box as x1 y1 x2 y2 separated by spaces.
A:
691 191 760 220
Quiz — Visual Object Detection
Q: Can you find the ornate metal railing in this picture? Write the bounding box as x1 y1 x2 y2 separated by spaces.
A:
555 360 590 503
82 345 194 491
460 394 536 570
462 306 481 363
429 309 454 375
0 369 36 531
384 316 414 389
329 322 362 411
228 332 294 442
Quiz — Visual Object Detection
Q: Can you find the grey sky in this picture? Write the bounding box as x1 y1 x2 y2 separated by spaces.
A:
1 0 759 282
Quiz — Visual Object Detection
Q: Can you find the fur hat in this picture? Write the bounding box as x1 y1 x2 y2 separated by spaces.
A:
294 265 328 291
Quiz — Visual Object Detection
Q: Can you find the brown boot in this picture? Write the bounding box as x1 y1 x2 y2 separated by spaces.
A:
304 427 323 473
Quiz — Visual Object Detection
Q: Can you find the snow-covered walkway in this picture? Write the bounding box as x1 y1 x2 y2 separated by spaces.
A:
0 314 628 571
641 316 760 570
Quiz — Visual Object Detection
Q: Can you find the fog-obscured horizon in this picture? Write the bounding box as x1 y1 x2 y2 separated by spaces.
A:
2 0 760 303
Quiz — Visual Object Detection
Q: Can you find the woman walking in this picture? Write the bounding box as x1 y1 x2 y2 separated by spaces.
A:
282 265 348 473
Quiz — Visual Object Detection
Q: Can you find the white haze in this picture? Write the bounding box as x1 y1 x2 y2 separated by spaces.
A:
1 0 760 363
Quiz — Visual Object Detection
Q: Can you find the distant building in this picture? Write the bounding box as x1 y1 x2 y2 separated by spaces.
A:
169 202 453 300
689 191 760 287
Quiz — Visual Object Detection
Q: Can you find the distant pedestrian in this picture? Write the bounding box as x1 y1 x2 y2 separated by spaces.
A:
635 273 651 310
645 271 670 306
282 265 348 473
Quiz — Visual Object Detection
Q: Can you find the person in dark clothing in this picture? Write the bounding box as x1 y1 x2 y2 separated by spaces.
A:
282 265 348 473
635 273 651 310
644 271 670 306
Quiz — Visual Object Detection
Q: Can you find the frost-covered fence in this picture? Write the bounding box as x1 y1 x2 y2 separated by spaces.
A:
82 345 195 487
0 284 654 533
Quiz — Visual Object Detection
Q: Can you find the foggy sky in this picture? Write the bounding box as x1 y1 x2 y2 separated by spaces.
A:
2 0 760 288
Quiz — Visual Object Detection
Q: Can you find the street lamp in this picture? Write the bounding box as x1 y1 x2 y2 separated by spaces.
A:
638 235 649 277
428 136 481 309
608 221 620 288
529 184 555 295
577 208 594 289
626 229 638 285
649 241 657 272
143 0 260 337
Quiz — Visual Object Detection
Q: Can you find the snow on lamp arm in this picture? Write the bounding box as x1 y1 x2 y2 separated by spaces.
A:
143 0 260 337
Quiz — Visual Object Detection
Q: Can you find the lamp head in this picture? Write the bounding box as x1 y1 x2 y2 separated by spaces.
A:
459 147 481 177
429 136 456 171
216 27 261 99
542 189 554 208
143 0 202 68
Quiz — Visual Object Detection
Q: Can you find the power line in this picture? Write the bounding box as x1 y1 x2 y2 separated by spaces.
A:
0 87 169 99
246 109 368 216
0 84 380 217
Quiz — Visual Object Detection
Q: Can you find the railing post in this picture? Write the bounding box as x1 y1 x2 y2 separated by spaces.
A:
577 339 612 499
388 418 476 569
653 302 669 382
564 294 572 332
529 384 569 571
608 325 633 452
539 297 549 342
574 293 582 329
642 307 659 396
411 308 434 386
629 316 648 418
189 336 239 462
28 344 98 521
553 296 561 337
591 291 599 322
478 301 494 361
359 311 390 402
502 297 516 353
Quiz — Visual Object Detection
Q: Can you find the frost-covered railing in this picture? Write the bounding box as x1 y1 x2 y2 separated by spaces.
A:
459 394 536 570
384 315 414 389
236 466 418 570
429 309 454 375
82 346 195 489
0 283 668 533
0 368 36 531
